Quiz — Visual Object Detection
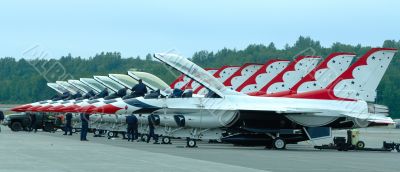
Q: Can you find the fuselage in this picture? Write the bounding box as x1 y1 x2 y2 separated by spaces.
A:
100 94 374 130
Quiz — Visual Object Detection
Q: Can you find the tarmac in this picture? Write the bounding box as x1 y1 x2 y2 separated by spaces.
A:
0 126 399 172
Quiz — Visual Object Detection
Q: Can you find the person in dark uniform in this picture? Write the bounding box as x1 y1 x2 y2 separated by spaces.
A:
83 90 96 99
131 79 148 97
80 113 90 141
0 110 4 132
73 91 82 99
96 88 109 98
117 87 128 97
29 113 37 132
126 114 138 142
63 113 73 135
147 115 159 144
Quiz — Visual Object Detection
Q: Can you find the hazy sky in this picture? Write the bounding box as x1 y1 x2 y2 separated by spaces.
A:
0 0 399 59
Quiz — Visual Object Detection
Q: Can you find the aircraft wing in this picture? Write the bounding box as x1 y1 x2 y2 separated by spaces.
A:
277 108 394 124
341 112 395 124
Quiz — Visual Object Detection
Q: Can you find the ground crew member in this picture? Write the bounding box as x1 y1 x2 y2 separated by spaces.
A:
80 113 90 141
82 90 96 99
147 115 159 144
126 114 138 142
131 79 148 97
96 88 109 98
29 113 37 133
73 91 82 99
117 87 128 97
63 113 73 135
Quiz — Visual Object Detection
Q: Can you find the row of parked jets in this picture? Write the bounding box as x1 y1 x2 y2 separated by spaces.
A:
11 48 397 149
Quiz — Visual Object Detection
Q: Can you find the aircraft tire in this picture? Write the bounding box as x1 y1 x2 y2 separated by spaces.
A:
107 131 115 138
356 141 365 149
93 129 101 136
186 139 197 148
273 137 286 149
162 136 171 144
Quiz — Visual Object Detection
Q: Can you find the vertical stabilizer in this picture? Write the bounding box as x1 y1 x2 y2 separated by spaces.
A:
288 48 397 102
268 53 355 97
237 60 290 93
223 63 263 90
252 56 321 95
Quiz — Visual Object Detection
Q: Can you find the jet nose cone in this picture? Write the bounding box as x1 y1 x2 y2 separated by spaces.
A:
93 104 123 114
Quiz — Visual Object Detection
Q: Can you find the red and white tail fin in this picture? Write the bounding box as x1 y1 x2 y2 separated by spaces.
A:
252 56 321 95
223 63 263 90
269 53 355 96
236 60 290 93
194 66 240 94
294 53 355 93
288 48 397 102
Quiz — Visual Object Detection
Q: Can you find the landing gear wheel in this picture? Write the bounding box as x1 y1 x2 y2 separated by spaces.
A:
186 138 197 148
356 141 365 149
141 134 149 142
93 130 101 136
273 137 286 149
107 131 115 139
395 144 400 152
162 136 171 144
71 128 77 133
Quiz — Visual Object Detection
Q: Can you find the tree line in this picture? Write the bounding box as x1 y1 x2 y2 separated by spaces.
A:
0 36 399 118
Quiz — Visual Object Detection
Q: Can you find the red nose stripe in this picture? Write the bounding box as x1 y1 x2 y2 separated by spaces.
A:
11 105 33 112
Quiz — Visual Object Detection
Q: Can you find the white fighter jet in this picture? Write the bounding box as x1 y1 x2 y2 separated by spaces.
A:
98 48 396 148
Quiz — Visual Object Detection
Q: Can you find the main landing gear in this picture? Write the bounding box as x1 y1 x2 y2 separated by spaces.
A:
161 136 172 144
186 138 197 148
272 137 286 150
265 137 287 150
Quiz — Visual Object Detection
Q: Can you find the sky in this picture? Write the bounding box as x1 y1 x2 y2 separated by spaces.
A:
0 0 399 59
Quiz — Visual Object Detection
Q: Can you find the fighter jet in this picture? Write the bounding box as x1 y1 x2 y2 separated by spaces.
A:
11 78 108 112
98 48 396 148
